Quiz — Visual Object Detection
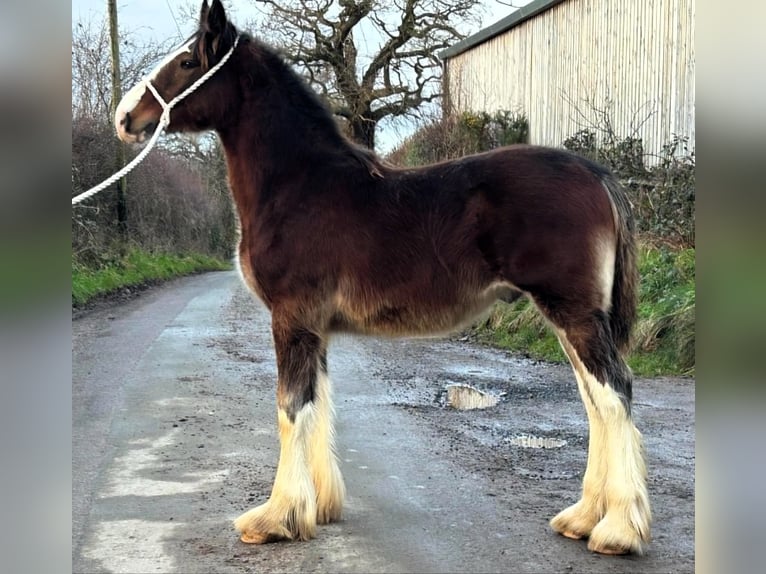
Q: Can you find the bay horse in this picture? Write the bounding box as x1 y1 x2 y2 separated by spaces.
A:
115 0 650 556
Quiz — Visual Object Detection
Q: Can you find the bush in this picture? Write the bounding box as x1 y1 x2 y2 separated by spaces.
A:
387 110 529 166
72 119 237 269
564 130 695 246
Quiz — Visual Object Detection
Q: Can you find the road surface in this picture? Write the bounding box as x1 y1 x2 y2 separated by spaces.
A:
73 271 694 573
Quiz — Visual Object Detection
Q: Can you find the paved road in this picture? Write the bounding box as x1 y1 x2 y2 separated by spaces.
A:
73 271 695 573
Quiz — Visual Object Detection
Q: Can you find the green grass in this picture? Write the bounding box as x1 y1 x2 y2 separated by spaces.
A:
630 246 695 375
72 249 231 306
472 245 695 377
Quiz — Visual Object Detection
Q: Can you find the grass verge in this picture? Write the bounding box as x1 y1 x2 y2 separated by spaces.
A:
471 245 695 377
72 249 231 307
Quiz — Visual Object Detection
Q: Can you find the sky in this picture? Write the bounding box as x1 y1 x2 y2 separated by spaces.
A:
71 0 532 151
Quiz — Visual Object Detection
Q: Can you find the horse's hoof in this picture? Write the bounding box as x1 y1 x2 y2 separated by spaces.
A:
235 515 293 545
560 530 586 540
234 502 312 544
586 512 649 555
587 541 631 555
550 501 601 541
240 531 275 545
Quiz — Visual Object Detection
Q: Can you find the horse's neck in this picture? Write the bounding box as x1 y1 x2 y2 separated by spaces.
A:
218 128 270 216
217 107 333 216
218 86 352 201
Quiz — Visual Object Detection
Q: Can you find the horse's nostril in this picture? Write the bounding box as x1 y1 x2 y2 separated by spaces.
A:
121 112 131 130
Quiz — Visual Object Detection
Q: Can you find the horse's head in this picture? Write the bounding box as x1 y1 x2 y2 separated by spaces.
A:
115 0 239 143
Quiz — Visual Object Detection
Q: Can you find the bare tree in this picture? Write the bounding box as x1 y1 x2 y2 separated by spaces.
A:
253 0 483 149
71 19 169 122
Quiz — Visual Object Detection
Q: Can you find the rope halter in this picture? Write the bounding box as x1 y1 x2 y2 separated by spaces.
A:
72 34 242 206
145 34 241 134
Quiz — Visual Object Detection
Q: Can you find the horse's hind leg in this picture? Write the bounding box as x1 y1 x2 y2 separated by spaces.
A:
546 310 651 554
309 347 346 524
234 317 321 543
549 336 607 541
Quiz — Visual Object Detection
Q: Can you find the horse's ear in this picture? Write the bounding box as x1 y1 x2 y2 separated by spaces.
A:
205 0 228 36
199 0 210 25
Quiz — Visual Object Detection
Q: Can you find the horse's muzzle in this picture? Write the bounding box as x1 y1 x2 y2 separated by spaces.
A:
116 111 156 144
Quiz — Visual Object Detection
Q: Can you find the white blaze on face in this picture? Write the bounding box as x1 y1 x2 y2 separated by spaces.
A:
114 38 196 143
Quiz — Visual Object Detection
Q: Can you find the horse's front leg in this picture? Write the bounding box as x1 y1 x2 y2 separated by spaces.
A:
234 319 322 543
309 347 346 524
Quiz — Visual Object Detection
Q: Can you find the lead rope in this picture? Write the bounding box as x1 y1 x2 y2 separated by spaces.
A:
72 35 241 206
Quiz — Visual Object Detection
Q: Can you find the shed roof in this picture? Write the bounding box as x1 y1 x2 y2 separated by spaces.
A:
439 0 568 60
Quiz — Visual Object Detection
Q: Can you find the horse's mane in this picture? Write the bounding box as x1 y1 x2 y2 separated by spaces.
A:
258 40 386 177
198 28 385 178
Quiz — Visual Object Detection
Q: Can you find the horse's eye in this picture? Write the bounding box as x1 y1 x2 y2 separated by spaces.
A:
180 59 200 70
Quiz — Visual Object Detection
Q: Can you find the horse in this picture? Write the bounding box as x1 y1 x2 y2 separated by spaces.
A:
115 0 651 556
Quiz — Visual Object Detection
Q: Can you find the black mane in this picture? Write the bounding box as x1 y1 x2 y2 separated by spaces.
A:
195 27 384 178
250 38 385 177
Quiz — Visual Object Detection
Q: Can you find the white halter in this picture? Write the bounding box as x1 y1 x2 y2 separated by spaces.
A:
145 34 241 131
72 35 242 206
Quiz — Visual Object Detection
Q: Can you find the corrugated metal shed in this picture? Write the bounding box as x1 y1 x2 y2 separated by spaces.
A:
440 0 695 160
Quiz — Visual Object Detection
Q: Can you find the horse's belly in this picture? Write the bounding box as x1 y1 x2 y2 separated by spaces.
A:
332 282 517 337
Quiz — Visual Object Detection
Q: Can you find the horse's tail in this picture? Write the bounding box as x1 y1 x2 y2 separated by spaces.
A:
603 175 638 353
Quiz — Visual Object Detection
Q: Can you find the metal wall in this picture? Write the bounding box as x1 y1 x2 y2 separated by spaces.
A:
444 0 695 159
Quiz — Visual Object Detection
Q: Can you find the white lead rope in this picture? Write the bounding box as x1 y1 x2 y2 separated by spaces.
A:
72 35 241 206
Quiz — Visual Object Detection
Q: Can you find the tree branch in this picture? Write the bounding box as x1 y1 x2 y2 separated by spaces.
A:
252 0 482 146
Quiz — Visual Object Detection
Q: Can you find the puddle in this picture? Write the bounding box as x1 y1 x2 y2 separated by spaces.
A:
443 364 509 380
445 384 500 410
507 435 568 449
